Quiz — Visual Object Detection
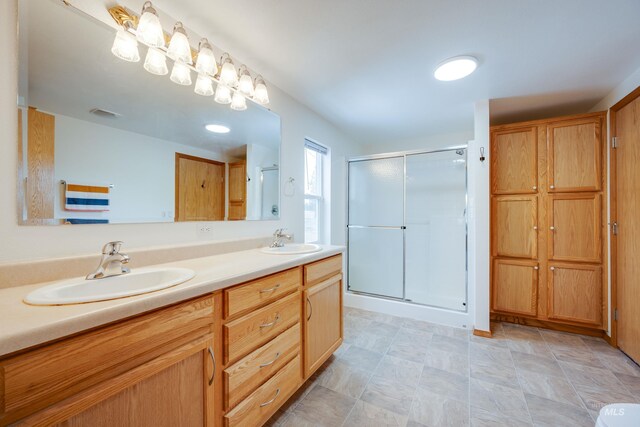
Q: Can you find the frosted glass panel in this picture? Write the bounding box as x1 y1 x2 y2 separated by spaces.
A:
405 150 467 310
349 157 404 226
348 227 404 298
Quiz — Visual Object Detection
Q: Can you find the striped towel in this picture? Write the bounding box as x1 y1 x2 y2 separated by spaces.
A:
64 183 110 212
65 218 110 224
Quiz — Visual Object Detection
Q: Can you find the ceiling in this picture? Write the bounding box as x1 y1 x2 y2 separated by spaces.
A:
147 0 640 144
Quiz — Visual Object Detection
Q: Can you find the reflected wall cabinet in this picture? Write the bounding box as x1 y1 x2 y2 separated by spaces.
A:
490 111 607 333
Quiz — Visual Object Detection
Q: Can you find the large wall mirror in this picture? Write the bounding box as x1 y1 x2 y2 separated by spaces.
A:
17 0 281 225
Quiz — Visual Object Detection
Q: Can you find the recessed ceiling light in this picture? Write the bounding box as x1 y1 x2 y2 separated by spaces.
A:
434 56 478 81
205 124 230 134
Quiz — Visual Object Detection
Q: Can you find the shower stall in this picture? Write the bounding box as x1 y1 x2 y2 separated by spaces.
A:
347 147 468 312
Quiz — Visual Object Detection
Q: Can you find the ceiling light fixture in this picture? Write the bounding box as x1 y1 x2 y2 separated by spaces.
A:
205 124 230 134
108 2 270 111
434 56 478 81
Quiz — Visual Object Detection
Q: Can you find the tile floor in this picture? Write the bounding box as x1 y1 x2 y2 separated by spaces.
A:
266 307 640 427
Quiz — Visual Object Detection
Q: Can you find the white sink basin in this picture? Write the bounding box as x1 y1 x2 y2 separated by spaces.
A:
260 243 322 255
24 267 195 306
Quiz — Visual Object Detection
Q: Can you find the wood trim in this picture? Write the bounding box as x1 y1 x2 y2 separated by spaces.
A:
175 152 226 222
491 111 608 132
473 329 492 338
609 84 640 349
491 314 605 338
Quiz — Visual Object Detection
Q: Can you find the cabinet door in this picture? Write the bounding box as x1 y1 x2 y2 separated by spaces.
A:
228 162 247 220
548 263 602 326
548 194 601 263
491 127 538 194
548 117 602 192
492 259 538 317
492 196 538 259
304 274 343 378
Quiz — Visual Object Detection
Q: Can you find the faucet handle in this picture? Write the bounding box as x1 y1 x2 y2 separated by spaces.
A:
273 228 284 236
102 241 124 255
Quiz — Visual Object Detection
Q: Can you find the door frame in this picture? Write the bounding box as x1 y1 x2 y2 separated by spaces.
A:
609 85 640 347
174 152 226 222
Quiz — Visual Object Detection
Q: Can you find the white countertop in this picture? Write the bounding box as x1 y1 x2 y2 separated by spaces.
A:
0 245 345 357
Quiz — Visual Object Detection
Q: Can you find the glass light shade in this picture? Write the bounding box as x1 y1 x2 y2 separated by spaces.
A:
170 61 192 85
253 77 269 104
167 23 193 65
214 84 232 104
230 92 247 111
434 56 478 81
111 29 140 62
219 54 238 86
195 39 217 75
136 2 165 48
194 74 214 96
143 48 168 75
238 70 254 97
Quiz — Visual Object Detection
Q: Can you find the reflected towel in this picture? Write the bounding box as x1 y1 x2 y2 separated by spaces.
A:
64 183 110 212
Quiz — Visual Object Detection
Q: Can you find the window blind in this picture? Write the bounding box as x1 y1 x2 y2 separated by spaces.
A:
304 138 328 155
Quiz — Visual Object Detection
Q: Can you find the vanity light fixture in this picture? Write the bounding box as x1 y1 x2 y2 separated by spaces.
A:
170 61 192 85
136 1 165 48
205 124 230 134
195 39 217 75
230 92 247 111
219 53 239 87
143 47 168 75
214 84 232 104
254 76 270 105
167 22 193 64
111 28 140 62
237 65 254 97
194 74 214 96
434 56 478 81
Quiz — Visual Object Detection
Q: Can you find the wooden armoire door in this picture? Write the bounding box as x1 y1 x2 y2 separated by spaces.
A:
175 153 225 221
491 259 538 317
492 195 538 259
491 127 538 194
548 193 601 263
548 263 602 327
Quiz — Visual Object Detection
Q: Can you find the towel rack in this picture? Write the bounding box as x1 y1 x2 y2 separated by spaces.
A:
60 180 114 188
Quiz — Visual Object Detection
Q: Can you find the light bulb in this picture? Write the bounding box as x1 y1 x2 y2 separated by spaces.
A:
230 92 247 111
195 39 217 75
143 48 168 75
214 84 232 104
170 61 192 85
253 76 269 104
194 74 214 96
136 1 165 48
111 28 140 62
219 53 238 87
167 22 192 65
237 66 254 96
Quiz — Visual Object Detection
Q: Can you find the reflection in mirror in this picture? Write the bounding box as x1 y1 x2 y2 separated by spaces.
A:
17 0 281 225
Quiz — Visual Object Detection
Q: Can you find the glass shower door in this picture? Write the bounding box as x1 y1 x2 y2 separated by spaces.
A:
347 157 404 299
405 150 467 310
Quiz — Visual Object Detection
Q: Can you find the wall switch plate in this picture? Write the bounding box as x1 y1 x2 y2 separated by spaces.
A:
197 223 213 238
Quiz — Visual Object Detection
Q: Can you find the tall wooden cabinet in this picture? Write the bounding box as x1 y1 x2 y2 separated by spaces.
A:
490 112 607 333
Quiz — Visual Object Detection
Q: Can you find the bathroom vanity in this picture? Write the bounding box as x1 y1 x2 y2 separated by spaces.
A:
0 249 344 427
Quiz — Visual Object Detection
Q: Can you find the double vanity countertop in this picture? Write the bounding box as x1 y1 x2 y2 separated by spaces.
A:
0 245 344 358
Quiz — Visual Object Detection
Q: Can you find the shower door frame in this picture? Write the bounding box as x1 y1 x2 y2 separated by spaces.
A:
346 145 469 313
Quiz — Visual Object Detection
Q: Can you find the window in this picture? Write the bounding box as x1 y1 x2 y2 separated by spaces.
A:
304 139 328 244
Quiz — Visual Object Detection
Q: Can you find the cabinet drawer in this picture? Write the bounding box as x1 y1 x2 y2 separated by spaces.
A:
225 267 301 319
304 254 342 286
224 292 300 364
225 323 300 409
224 354 302 427
0 295 214 425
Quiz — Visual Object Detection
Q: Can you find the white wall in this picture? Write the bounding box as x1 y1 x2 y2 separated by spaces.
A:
0 0 362 263
360 130 474 155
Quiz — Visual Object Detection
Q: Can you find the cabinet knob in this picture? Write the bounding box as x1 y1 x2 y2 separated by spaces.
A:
533 266 539 270
550 226 555 231
550 267 555 271
532 186 537 190
550 185 555 189
533 226 538 230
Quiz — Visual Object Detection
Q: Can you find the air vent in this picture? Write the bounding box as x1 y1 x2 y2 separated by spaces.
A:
90 108 121 118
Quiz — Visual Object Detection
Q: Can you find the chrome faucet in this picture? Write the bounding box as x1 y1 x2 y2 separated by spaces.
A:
86 241 130 280
270 228 292 248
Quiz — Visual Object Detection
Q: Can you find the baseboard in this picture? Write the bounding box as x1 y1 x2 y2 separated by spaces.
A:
473 329 492 338
491 313 604 338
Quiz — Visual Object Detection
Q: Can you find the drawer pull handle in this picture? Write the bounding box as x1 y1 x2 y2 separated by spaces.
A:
208 346 216 386
260 352 281 368
550 226 555 231
260 314 280 328
260 284 281 293
260 388 281 407
307 297 313 321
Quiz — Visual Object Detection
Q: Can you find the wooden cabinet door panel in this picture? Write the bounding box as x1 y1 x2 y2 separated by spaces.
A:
548 118 602 192
492 196 538 259
491 127 538 194
492 259 538 317
548 194 601 263
304 274 343 378
176 153 225 221
548 263 602 326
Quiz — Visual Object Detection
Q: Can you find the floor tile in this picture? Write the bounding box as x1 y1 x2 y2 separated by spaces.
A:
524 393 594 427
368 321 401 339
375 355 424 387
573 383 637 413
344 400 409 427
289 385 356 427
410 387 469 427
431 334 469 354
423 346 469 375
314 358 372 399
550 345 604 368
432 324 470 340
419 366 469 403
470 342 512 365
470 406 532 427
351 331 394 354
360 374 417 416
516 369 584 408
596 352 640 377
470 378 530 422
394 327 434 345
338 345 383 372
470 359 519 388
502 324 544 341
387 340 428 363
539 329 589 350
402 318 437 333
506 337 554 358
615 372 640 399
470 333 509 349
511 350 563 376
